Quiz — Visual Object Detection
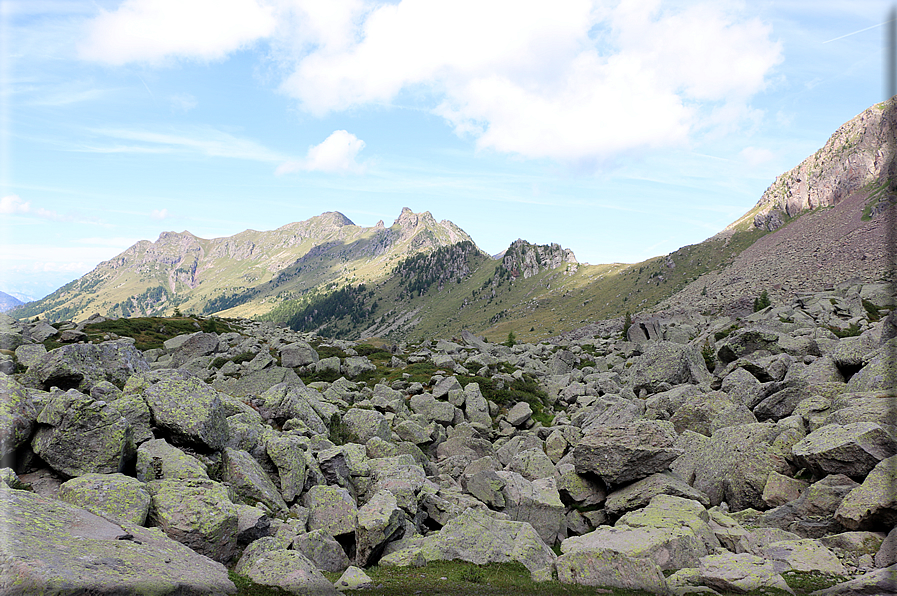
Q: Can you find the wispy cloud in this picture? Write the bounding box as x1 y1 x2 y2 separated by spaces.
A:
84 126 288 163
151 208 170 220
169 93 197 112
1 194 65 220
276 130 366 175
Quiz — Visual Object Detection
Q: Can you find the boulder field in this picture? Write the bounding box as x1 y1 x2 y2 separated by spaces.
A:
0 281 895 595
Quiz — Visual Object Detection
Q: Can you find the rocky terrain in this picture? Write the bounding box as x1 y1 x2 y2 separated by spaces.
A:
0 275 895 594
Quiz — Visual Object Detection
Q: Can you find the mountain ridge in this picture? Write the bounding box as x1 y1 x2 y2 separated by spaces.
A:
9 98 895 342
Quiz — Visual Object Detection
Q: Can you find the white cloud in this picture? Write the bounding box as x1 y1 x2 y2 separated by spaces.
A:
151 208 170 220
741 146 775 166
78 0 277 65
86 127 287 162
276 130 366 174
278 0 782 163
170 93 198 112
0 194 65 220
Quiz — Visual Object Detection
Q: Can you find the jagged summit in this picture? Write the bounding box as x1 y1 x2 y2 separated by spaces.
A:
730 96 896 232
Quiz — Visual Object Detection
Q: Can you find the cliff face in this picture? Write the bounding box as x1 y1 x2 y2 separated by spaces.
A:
752 97 896 228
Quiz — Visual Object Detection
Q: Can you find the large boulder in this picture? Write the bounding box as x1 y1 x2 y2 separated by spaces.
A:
31 389 132 478
604 471 710 518
835 455 897 530
0 486 236 595
279 341 319 368
27 339 150 392
682 422 792 511
382 508 557 582
303 485 358 538
0 373 37 465
760 474 860 538
266 434 309 503
166 332 219 367
145 478 240 563
342 408 391 444
293 529 351 572
223 447 288 514
256 383 327 434
57 472 151 525
126 370 229 450
495 471 566 546
791 422 897 479
572 420 681 487
629 341 712 394
356 489 405 567
135 438 209 482
557 545 668 593
696 552 794 594
234 538 340 596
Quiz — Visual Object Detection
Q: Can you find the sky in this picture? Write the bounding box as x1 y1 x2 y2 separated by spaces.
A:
0 0 891 302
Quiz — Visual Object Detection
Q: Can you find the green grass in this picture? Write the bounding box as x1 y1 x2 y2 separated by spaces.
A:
42 316 236 351
319 561 645 596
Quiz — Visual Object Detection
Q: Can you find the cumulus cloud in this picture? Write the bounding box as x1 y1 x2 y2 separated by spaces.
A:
77 0 783 164
78 0 276 65
276 130 366 175
0 195 65 220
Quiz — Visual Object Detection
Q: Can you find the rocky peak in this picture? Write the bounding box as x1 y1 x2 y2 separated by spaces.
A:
501 239 578 279
750 96 897 229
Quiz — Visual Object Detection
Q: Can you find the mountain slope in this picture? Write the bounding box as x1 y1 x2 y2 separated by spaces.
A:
10 99 894 342
11 208 479 323
0 292 24 313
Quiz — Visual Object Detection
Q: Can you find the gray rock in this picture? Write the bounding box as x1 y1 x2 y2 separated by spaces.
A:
688 422 792 511
630 341 712 394
670 390 757 436
225 366 304 398
463 382 492 426
495 471 566 546
343 356 376 379
506 448 555 481
235 504 271 544
465 469 506 508
146 478 240 563
557 538 668 592
304 485 358 538
809 564 896 596
27 339 150 392
432 375 462 399
792 422 897 478
234 538 340 595
57 472 151 526
31 389 132 478
266 434 308 503
0 486 236 595
605 471 710 517
717 329 783 364
14 343 47 368
762 538 847 576
280 341 320 368
762 470 808 508
835 455 897 530
167 332 219 367
697 552 793 594
382 508 557 582
761 474 860 538
573 420 681 487
506 401 533 426
356 489 405 567
127 369 229 450
0 373 37 465
409 393 456 425
223 447 288 513
334 566 373 591
135 438 209 481
845 346 897 392
875 527 897 568
721 367 766 408
293 528 351 572
342 407 391 444
367 455 427 514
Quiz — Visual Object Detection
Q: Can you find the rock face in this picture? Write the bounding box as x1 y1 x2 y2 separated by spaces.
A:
0 486 236 595
753 97 896 221
573 420 681 487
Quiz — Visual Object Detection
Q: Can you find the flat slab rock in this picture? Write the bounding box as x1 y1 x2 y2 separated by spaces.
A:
0 486 235 595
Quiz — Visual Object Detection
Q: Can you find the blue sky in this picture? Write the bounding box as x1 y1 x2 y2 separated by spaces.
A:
0 0 890 301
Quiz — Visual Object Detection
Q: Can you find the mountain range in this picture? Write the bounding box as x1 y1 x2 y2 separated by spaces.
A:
9 97 896 342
